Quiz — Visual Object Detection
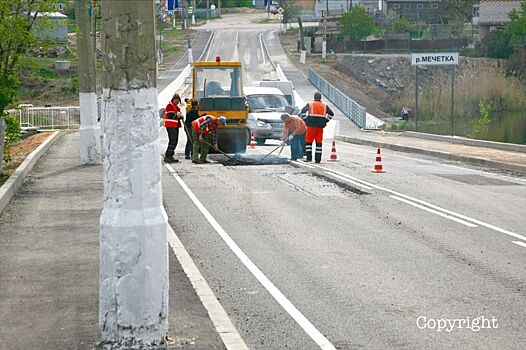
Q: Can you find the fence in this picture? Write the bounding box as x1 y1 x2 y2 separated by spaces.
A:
11 106 80 130
308 69 366 129
325 38 468 53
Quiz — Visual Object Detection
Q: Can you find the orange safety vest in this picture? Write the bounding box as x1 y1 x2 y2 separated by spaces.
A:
305 101 328 128
307 101 327 118
164 101 180 128
192 116 217 136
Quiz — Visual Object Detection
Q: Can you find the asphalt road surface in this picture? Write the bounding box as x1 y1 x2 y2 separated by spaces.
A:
163 13 526 350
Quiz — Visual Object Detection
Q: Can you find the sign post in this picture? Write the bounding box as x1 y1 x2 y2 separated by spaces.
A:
411 52 459 134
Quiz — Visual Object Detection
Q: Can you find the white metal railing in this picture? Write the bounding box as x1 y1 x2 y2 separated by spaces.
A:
308 69 367 129
11 106 80 130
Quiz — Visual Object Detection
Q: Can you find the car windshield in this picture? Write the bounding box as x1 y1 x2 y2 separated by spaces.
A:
248 94 289 112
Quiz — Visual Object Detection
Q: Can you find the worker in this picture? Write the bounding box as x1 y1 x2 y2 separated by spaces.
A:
285 105 305 159
163 93 183 163
184 99 203 160
191 115 227 164
299 91 334 163
280 113 307 161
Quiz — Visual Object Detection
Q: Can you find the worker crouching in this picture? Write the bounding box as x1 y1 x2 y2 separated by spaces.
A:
281 113 307 161
300 91 334 163
191 115 227 164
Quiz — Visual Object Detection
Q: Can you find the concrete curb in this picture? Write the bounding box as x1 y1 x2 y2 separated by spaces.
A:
404 131 526 153
335 134 526 174
0 131 61 215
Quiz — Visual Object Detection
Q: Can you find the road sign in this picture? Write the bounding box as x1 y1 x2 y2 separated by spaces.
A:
411 52 459 66
277 7 284 15
188 6 193 14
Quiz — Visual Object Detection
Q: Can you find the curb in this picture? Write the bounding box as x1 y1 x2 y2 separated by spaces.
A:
335 134 526 174
0 131 61 215
404 131 526 153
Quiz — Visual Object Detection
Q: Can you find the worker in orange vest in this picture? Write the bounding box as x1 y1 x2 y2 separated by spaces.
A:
299 91 334 163
191 115 227 164
163 93 183 163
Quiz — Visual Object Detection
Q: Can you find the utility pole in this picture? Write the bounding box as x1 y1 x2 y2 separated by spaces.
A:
186 0 193 63
298 16 306 64
206 0 210 19
99 0 168 346
218 0 221 16
191 0 196 25
75 0 101 165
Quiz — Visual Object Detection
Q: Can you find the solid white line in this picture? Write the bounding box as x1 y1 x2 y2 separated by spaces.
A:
259 32 266 64
309 163 526 241
324 172 373 190
328 141 526 184
390 195 478 228
165 164 337 350
167 226 248 350
234 31 240 61
512 241 526 248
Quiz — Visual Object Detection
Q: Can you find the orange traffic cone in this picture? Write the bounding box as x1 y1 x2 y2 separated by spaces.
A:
371 148 385 173
327 141 339 162
250 132 256 149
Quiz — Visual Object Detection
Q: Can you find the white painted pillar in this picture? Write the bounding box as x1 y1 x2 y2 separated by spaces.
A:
79 92 101 164
99 87 169 345
99 1 168 346
187 48 194 63
322 40 327 59
300 50 307 64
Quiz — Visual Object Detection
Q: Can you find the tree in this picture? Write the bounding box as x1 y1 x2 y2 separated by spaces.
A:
506 1 526 47
0 0 59 174
480 30 513 59
282 0 302 26
340 5 378 41
442 0 478 23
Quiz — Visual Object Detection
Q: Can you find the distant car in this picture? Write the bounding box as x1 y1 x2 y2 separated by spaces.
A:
268 1 279 15
244 86 289 145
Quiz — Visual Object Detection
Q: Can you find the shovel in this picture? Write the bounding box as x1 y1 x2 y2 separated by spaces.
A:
258 142 286 164
202 139 237 161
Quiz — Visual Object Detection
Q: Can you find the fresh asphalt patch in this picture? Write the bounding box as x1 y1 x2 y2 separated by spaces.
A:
210 154 290 166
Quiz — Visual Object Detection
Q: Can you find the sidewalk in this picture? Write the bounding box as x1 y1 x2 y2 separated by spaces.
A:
336 118 526 174
262 31 525 176
0 132 226 349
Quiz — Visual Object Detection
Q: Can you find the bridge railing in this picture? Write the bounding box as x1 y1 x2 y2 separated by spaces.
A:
307 69 366 129
9 106 81 130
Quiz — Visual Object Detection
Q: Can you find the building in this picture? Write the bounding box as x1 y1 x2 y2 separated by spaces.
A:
386 0 445 24
33 12 69 42
473 0 523 38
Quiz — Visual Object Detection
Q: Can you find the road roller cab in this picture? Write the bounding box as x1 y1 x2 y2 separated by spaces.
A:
191 57 248 153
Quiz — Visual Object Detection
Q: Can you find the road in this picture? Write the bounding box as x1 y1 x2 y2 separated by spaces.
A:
162 12 526 350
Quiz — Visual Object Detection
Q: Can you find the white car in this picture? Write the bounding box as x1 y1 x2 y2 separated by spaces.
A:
244 86 290 145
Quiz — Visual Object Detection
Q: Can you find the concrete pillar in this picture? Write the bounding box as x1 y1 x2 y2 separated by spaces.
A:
99 0 169 346
75 0 101 165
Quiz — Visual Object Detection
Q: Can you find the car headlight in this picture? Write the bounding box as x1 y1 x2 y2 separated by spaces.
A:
256 120 266 127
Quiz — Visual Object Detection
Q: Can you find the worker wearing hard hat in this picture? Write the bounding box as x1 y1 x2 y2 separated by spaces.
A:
191 115 227 164
300 91 334 163
280 113 307 161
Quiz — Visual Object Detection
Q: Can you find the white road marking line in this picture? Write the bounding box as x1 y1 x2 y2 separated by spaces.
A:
259 32 266 64
165 164 337 350
167 226 248 350
512 241 526 248
309 163 526 242
291 160 315 168
234 30 240 61
324 172 373 190
390 195 478 228
328 141 526 184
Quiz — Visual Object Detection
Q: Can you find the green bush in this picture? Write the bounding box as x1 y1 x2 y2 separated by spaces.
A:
2 113 20 162
480 30 513 59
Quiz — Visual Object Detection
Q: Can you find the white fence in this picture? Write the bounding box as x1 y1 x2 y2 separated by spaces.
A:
10 106 80 130
308 69 367 129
